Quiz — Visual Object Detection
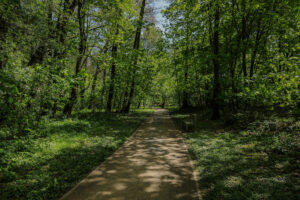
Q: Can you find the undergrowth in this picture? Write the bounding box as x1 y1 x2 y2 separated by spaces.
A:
170 109 299 200
0 109 153 200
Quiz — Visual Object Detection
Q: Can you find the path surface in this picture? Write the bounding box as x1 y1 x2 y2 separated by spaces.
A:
60 109 199 200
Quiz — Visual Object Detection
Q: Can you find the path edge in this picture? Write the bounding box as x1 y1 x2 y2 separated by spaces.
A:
167 109 202 200
59 111 155 200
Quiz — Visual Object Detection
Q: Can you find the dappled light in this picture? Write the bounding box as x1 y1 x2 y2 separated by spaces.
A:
0 0 298 199
60 110 199 200
182 121 299 200
0 111 152 200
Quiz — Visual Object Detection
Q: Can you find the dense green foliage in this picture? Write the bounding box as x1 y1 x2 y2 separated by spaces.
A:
163 0 299 118
0 0 161 135
0 109 152 199
0 0 299 199
1 0 298 132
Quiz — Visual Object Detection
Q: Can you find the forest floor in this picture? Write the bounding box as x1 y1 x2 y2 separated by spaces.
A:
171 109 299 200
0 109 153 200
1 108 298 200
60 109 199 200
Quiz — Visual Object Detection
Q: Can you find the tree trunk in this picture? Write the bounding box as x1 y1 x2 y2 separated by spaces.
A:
121 87 129 112
100 69 107 109
241 0 247 77
56 0 77 49
79 59 89 101
89 66 100 110
63 0 86 116
123 0 146 113
250 20 261 78
89 46 109 110
182 71 189 109
28 0 76 66
0 3 9 70
212 3 220 120
106 26 119 112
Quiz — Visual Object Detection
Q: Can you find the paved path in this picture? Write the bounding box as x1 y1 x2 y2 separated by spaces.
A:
60 109 199 200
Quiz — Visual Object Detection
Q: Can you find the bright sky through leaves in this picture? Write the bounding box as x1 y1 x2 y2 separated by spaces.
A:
152 0 169 30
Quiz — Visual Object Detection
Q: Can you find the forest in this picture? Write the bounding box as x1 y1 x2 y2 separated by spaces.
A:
0 0 299 199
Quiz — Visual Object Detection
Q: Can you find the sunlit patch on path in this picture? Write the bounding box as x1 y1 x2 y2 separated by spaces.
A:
60 109 199 200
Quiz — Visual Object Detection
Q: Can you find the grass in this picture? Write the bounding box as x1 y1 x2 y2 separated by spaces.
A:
170 110 299 200
0 108 153 200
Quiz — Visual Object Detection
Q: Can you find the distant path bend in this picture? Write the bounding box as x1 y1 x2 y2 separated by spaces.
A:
60 109 199 200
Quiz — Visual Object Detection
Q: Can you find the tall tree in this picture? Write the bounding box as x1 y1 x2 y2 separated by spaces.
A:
211 2 220 119
106 25 119 112
64 0 87 116
122 0 146 113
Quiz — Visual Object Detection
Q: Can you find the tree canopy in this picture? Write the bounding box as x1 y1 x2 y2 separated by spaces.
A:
0 0 299 135
0 0 299 199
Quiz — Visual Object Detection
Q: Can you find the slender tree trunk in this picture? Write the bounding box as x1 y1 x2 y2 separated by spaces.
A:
56 0 77 51
79 59 89 101
181 2 192 109
230 36 240 112
241 0 247 77
250 20 261 78
91 46 109 109
106 58 116 112
106 26 119 112
63 0 86 116
0 3 9 70
182 71 189 108
212 3 220 120
100 69 107 109
50 0 77 116
242 48 247 77
28 0 76 66
121 87 129 112
89 66 100 110
123 0 146 113
89 46 109 110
